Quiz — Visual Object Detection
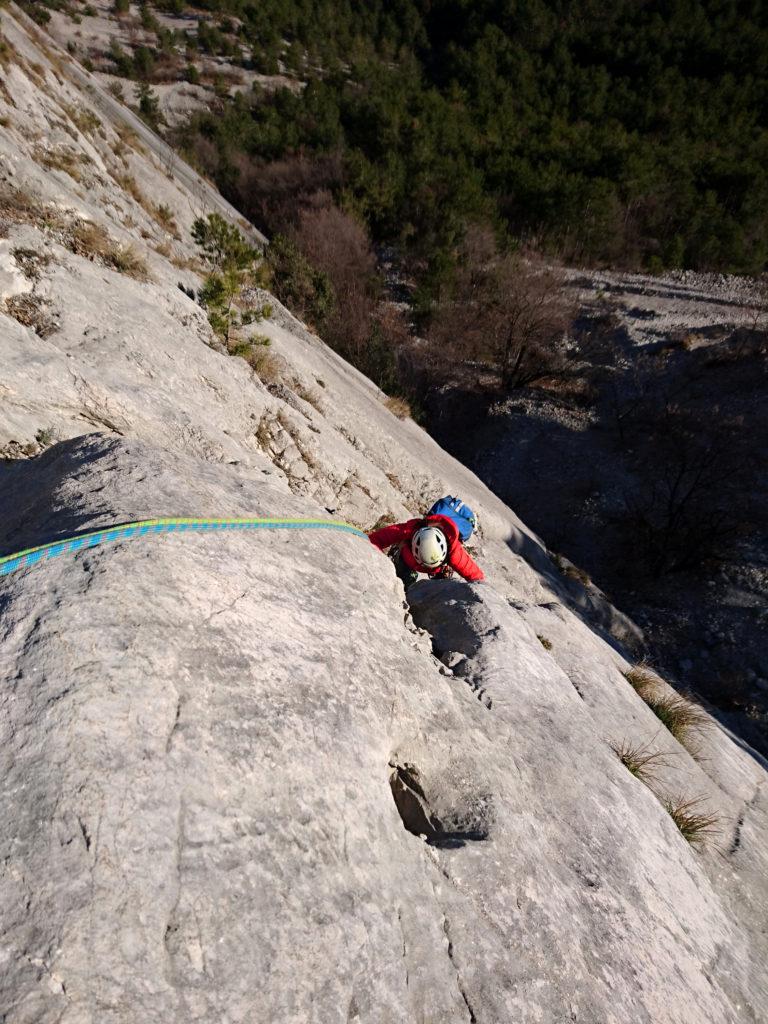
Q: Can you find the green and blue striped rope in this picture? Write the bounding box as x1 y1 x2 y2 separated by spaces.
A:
0 517 368 579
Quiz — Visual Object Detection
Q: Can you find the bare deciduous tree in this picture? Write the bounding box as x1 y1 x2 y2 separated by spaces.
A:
231 152 344 236
290 200 376 364
612 350 765 577
428 228 575 389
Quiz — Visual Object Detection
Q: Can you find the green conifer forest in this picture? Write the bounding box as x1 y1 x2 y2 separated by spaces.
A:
167 0 768 277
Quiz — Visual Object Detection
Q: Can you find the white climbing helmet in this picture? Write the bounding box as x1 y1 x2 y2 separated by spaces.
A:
411 526 448 568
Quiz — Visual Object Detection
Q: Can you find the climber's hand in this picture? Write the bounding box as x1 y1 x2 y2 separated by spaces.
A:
435 564 455 579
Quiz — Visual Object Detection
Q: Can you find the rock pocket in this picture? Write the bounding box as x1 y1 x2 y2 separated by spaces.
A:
389 760 493 849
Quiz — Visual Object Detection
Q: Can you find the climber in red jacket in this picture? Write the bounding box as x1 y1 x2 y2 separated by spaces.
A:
368 514 484 588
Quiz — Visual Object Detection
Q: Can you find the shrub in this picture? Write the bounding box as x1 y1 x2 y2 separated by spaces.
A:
611 344 764 578
241 303 272 325
0 185 59 233
27 5 50 24
229 339 254 359
116 123 139 147
192 212 259 271
139 3 159 31
564 564 590 585
135 81 162 129
664 796 720 848
245 343 281 383
67 219 113 258
427 229 576 390
213 74 231 98
0 30 12 67
114 172 146 205
35 426 55 448
198 271 242 339
0 185 30 222
268 233 333 328
293 380 323 412
12 247 51 281
553 552 591 586
230 151 345 238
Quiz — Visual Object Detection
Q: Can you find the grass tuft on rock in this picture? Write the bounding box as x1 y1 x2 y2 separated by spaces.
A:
624 664 709 752
644 692 709 747
0 184 53 231
4 293 57 337
293 380 323 412
62 103 100 136
108 243 149 280
664 796 720 848
383 395 412 419
623 665 661 699
612 739 670 784
151 202 179 236
33 145 86 182
66 221 149 281
35 426 56 449
229 336 282 383
0 30 13 68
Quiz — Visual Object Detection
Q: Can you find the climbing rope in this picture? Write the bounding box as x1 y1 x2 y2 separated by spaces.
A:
0 517 367 579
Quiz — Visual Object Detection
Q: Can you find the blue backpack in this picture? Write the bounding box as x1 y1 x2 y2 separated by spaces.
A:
427 495 476 542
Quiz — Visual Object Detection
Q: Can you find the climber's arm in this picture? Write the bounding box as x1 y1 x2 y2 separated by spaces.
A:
368 521 415 551
449 544 485 582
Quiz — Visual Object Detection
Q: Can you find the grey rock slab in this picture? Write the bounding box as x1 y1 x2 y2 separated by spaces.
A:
0 438 766 1024
0 438 476 1023
407 579 768 1024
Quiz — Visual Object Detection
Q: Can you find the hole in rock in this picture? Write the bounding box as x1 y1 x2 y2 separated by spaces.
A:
389 762 491 848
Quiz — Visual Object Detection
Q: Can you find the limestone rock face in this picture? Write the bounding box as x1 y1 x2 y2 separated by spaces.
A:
1 437 767 1024
1 7 767 1022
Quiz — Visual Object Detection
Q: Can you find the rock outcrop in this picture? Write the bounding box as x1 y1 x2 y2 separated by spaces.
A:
1 7 767 1022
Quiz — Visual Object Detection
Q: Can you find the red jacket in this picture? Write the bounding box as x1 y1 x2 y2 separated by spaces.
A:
368 514 484 582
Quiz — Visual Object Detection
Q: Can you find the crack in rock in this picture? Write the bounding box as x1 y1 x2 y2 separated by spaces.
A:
166 695 183 754
77 816 91 852
442 915 478 1023
201 587 253 627
729 777 765 856
163 797 186 980
397 908 409 992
